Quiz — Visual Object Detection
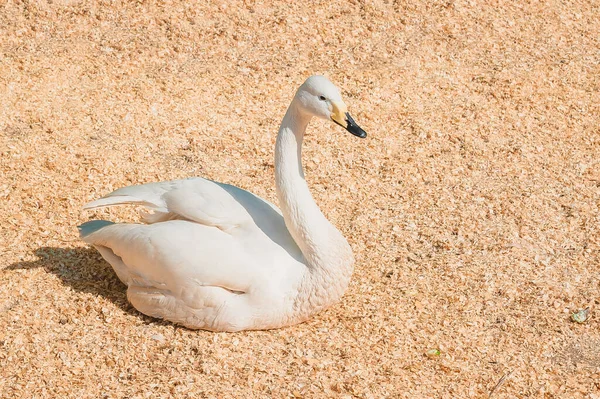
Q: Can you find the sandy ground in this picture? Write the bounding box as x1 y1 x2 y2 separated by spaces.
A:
1 0 599 397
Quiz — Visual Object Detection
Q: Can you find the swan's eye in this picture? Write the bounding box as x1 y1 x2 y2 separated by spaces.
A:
318 95 326 101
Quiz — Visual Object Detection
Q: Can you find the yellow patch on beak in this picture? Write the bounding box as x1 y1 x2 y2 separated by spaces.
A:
330 101 348 127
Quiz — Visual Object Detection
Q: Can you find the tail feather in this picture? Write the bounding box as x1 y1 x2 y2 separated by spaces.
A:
78 220 115 238
82 182 175 210
83 195 157 210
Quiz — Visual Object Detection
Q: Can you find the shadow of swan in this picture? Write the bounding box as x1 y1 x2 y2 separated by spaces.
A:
6 246 144 318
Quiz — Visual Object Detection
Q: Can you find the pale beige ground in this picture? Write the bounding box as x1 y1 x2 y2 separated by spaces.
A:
1 0 599 398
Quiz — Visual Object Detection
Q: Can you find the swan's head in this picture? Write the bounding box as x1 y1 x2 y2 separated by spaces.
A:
295 75 367 138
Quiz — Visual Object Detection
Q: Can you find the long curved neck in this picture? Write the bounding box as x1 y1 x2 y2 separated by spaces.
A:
274 99 354 314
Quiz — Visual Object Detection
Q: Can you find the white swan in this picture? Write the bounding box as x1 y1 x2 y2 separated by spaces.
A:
79 75 367 332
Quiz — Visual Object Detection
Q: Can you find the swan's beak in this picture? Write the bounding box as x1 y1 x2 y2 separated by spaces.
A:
331 101 367 138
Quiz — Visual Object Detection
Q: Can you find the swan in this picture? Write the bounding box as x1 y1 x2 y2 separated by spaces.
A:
79 75 367 332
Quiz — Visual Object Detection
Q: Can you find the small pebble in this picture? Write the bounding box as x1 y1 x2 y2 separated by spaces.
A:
151 333 166 343
571 308 590 324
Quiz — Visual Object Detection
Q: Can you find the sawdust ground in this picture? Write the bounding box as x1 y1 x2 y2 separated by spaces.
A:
1 0 599 398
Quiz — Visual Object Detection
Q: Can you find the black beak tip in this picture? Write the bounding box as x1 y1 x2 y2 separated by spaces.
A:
345 112 367 138
352 129 367 139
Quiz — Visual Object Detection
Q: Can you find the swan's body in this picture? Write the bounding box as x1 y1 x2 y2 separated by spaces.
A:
79 76 366 331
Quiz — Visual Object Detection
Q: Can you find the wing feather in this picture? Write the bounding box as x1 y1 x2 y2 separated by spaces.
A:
83 178 253 230
82 221 262 294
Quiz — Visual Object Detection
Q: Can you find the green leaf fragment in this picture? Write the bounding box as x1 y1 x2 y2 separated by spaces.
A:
426 349 441 358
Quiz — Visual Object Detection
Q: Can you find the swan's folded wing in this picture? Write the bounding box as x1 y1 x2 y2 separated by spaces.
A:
82 220 263 295
160 181 252 231
83 178 252 230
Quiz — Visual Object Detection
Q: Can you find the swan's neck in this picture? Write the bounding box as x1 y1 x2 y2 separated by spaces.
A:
275 100 354 315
